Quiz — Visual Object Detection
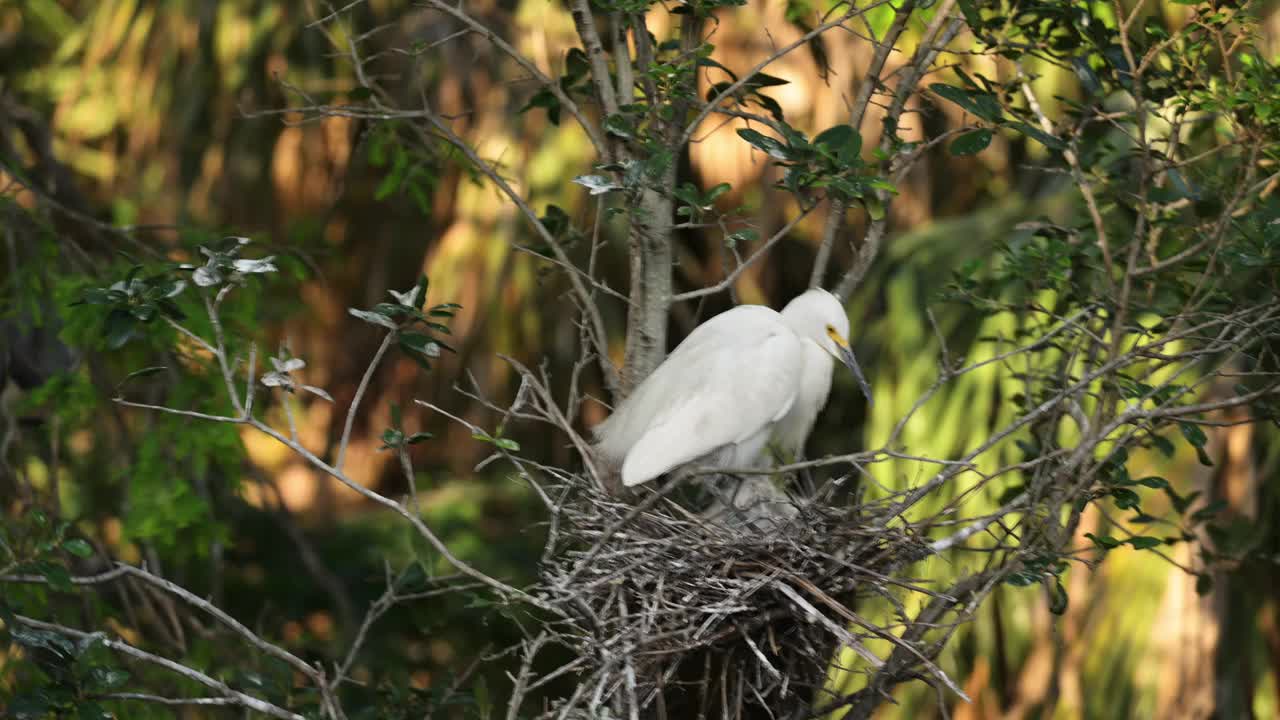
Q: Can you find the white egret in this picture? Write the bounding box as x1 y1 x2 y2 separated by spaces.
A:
594 288 872 488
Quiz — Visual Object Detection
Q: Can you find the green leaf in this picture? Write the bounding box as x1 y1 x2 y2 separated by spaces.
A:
1180 422 1214 465
399 332 441 358
380 428 404 450
77 702 112 720
62 539 93 557
1151 434 1176 458
736 128 790 160
751 92 786 122
1071 57 1103 96
373 302 411 318
406 432 434 445
744 72 789 88
79 287 112 305
1195 573 1213 596
1135 476 1169 489
1191 499 1228 523
471 433 520 452
572 174 620 195
474 675 492 718
862 196 886 221
121 366 166 384
705 81 735 103
1126 536 1163 550
11 624 76 657
519 88 561 125
1004 569 1040 586
705 182 732 202
1048 579 1069 615
397 562 428 591
88 667 130 691
103 308 138 349
1111 488 1141 510
725 229 758 248
1085 532 1122 549
814 125 861 161
929 83 1002 122
1179 422 1207 447
949 129 993 156
374 168 401 201
349 308 398 330
564 48 590 80
349 86 374 101
539 204 571 237
1005 121 1066 150
1194 445 1215 466
1166 488 1201 515
42 563 73 591
8 694 51 720
413 274 430 310
674 183 702 208
603 113 635 139
696 56 738 80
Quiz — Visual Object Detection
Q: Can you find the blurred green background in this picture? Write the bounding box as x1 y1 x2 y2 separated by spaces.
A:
3 0 1280 718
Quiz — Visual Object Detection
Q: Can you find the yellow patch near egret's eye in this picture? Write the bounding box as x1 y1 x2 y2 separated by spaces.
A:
825 325 849 348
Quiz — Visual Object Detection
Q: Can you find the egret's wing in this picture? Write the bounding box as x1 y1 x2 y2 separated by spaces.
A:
619 328 802 487
593 305 784 465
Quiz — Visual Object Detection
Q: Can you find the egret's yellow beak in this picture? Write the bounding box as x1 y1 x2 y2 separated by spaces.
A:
827 328 873 407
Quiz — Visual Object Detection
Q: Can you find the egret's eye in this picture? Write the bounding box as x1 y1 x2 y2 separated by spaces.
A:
825 324 835 333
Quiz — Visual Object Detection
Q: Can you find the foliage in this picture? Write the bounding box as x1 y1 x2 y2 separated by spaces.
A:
2 0 1279 719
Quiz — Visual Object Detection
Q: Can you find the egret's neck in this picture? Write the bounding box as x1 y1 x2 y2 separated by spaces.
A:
774 340 835 456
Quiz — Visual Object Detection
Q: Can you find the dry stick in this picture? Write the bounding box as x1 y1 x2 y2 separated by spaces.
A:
783 573 968 700
333 580 397 686
672 203 818 301
1018 76 1114 297
336 331 394 470
833 569 1000 720
889 305 1248 517
933 310 1280 551
418 0 607 156
771 582 884 669
630 11 659 103
568 0 619 119
96 694 240 707
252 412 558 612
499 355 604 484
305 0 366 28
810 0 920 288
416 109 622 398
114 564 322 684
680 0 898 147
202 293 246 416
304 3 621 393
12 615 304 720
506 632 551 720
121 318 553 616
614 13 635 104
833 13 965 302
6 562 347 720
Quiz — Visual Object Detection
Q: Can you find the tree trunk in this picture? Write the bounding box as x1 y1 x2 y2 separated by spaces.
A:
621 184 673 394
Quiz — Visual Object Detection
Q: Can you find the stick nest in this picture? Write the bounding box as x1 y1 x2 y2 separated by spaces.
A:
534 476 936 713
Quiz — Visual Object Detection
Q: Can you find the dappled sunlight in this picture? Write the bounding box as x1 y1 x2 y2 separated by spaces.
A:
4 1 1280 718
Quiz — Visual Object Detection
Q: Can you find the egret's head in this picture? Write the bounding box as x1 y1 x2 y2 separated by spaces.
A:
781 289 873 406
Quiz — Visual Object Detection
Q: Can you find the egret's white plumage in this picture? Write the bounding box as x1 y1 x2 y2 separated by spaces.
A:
594 288 870 488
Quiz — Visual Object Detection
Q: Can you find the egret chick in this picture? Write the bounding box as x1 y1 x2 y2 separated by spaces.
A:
594 288 871 488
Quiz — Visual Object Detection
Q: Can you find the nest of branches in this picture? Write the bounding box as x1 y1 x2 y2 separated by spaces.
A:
532 472 947 715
